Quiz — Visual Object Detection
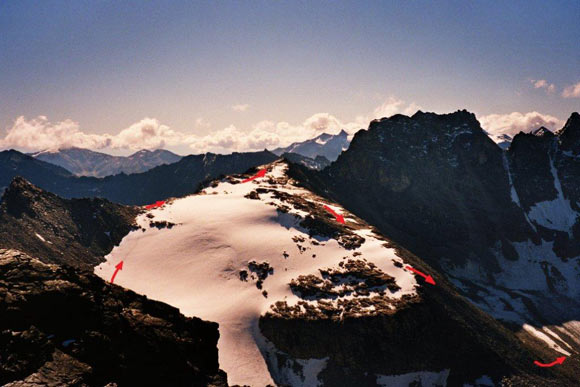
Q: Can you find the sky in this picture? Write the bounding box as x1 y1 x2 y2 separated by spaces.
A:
0 0 578 155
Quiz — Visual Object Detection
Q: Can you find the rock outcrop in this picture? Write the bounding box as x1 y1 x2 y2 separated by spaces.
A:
0 249 227 387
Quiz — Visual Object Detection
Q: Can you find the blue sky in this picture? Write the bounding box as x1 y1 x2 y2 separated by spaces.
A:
0 0 578 154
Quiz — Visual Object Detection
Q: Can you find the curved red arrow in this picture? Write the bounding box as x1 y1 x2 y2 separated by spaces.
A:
323 205 345 224
242 169 267 183
405 265 436 285
145 200 165 210
534 356 566 368
110 261 123 284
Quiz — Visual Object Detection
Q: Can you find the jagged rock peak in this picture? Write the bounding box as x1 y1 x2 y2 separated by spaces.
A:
5 175 39 192
557 112 580 154
558 112 580 135
1 177 56 216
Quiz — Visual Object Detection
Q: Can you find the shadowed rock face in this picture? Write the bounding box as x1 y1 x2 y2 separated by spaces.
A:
285 111 580 376
0 249 227 387
0 177 140 269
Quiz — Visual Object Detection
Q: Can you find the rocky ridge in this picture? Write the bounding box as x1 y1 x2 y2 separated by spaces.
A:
0 177 139 269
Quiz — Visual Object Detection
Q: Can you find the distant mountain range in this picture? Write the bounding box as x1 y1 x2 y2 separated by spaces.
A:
271 129 351 161
0 149 278 205
30 147 182 177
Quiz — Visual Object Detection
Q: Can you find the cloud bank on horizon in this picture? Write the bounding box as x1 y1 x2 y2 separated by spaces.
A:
0 97 570 154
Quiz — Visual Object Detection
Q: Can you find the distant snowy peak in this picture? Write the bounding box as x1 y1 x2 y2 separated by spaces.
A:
31 147 182 177
488 133 513 149
272 129 351 161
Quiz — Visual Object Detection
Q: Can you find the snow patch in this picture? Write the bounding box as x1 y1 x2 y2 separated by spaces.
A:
258 332 328 387
463 374 495 386
523 324 571 356
527 155 579 235
494 239 580 294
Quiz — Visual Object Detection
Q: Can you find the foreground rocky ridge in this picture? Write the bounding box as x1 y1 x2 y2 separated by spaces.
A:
0 249 227 387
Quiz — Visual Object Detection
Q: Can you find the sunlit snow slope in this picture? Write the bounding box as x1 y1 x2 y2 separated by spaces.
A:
95 160 419 386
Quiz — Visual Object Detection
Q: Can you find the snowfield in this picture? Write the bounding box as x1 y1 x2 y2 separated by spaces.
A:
95 161 419 386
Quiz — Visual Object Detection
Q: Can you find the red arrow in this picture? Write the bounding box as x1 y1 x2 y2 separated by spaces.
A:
242 168 267 183
145 200 165 210
405 265 436 285
534 356 566 368
110 261 124 284
323 205 345 224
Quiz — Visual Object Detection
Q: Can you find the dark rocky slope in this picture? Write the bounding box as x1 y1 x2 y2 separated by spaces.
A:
0 249 227 387
0 150 278 205
0 150 73 196
259 226 577 386
0 177 139 269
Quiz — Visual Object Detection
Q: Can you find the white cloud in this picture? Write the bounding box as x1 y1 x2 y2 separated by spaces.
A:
562 81 580 98
532 79 547 88
195 117 211 130
0 116 189 152
232 104 250 112
479 111 564 137
109 117 185 150
0 116 112 152
531 79 556 94
188 113 361 153
0 97 422 154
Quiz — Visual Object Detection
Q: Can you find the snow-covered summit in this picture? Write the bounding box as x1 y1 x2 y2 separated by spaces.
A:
95 160 420 386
